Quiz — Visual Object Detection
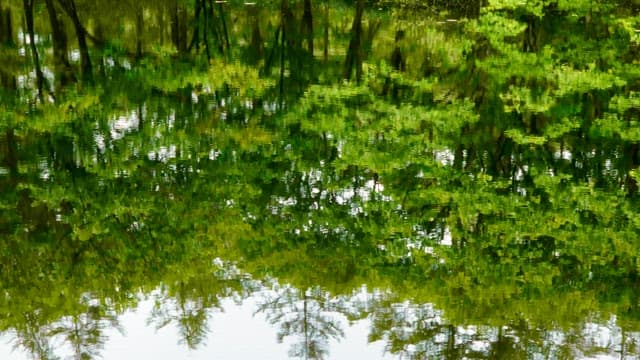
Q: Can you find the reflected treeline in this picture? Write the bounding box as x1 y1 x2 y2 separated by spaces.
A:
2 0 640 359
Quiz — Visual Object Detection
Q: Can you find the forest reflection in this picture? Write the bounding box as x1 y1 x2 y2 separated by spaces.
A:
2 0 640 359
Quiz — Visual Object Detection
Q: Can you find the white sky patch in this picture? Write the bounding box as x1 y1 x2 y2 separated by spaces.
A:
69 49 80 62
110 110 140 140
441 227 452 246
94 133 106 153
435 149 455 166
38 158 50 180
209 149 221 160
147 145 177 163
554 149 572 161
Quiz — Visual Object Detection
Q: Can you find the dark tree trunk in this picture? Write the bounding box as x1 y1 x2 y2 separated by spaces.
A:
207 0 224 55
171 1 179 50
280 0 301 78
0 1 15 88
217 1 229 54
178 4 187 53
135 5 144 59
0 0 13 44
301 0 313 55
281 0 297 51
201 0 210 61
4 8 10 43
24 0 46 103
0 2 4 43
45 0 73 88
343 0 364 82
57 0 92 80
248 3 262 63
0 1 13 51
391 30 405 74
188 0 203 52
171 1 187 53
279 1 286 107
263 24 280 73
4 128 18 180
323 3 328 62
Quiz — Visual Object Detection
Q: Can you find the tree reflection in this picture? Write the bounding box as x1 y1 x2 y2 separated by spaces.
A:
256 285 345 360
147 260 249 350
12 313 58 360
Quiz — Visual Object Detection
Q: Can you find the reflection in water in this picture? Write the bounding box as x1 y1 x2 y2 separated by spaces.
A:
3 0 640 359
4 280 640 359
257 285 346 360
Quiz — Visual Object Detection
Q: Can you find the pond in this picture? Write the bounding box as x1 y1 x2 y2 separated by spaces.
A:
1 0 640 359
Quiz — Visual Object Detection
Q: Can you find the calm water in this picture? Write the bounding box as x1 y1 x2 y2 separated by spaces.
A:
2 1 640 359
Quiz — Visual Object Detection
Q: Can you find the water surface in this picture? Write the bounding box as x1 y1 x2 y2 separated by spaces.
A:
1 1 640 359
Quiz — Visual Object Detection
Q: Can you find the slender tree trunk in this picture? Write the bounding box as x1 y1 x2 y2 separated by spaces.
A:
4 9 10 44
279 8 285 108
301 0 313 55
202 0 210 61
207 0 224 55
248 3 262 63
171 1 187 53
24 0 45 103
159 4 165 45
178 4 187 53
264 24 280 72
218 2 230 54
0 0 13 48
170 0 179 50
0 1 4 43
135 5 144 59
0 1 15 89
188 0 203 52
57 0 92 80
323 3 328 62
45 0 73 89
4 128 18 181
343 0 364 82
281 0 302 81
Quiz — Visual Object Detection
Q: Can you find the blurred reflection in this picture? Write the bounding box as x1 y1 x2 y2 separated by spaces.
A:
256 285 345 360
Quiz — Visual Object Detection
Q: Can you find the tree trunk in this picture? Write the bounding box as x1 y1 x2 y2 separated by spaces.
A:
0 1 15 89
135 4 144 59
24 0 46 103
171 1 187 53
178 4 187 53
45 0 73 89
170 0 179 50
263 24 280 73
0 0 13 46
0 2 4 43
4 128 18 181
248 3 262 63
218 1 229 54
323 3 328 62
187 0 203 52
343 0 364 82
281 0 301 79
57 0 92 80
279 3 286 108
207 0 224 55
202 0 210 61
301 0 313 55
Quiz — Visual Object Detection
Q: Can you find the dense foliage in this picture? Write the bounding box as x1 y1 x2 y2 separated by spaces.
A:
2 0 640 358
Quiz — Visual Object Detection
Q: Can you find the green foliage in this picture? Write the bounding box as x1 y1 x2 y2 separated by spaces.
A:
3 0 640 358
